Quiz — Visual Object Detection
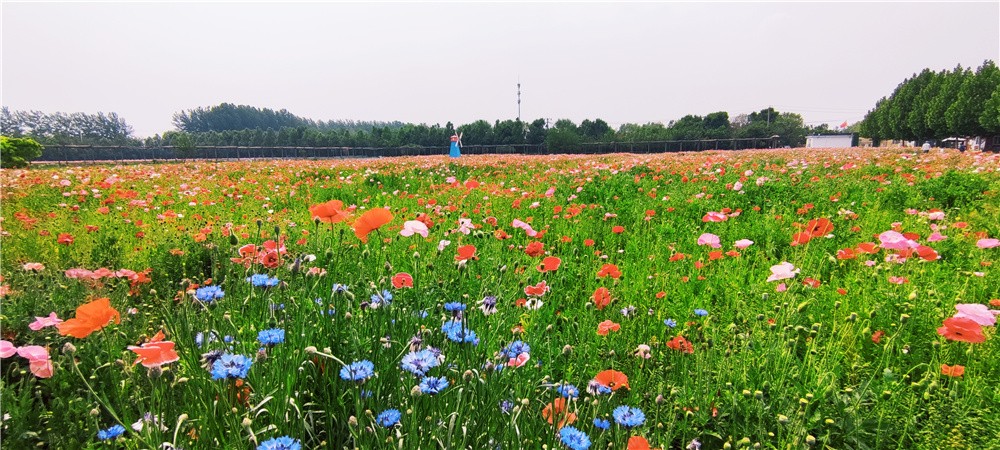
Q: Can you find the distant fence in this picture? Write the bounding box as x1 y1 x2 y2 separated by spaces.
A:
35 137 780 164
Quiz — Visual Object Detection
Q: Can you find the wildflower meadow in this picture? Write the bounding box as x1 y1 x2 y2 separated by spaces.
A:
1 148 999 450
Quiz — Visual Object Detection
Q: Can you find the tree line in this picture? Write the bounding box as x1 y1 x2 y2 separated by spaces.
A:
858 60 999 143
3 102 851 152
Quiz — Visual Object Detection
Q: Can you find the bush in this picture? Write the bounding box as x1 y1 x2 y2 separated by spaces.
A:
0 136 44 168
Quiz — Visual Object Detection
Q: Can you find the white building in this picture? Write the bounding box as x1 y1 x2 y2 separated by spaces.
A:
806 134 854 148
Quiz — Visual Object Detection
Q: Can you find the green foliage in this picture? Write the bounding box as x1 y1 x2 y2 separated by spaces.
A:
0 135 44 168
1 107 135 145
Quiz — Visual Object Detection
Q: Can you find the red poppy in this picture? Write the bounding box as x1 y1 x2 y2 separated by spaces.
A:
669 253 686 262
542 397 576 428
392 272 413 289
583 239 595 247
914 245 939 261
597 320 620 336
941 364 965 377
612 226 625 234
57 233 74 245
708 251 724 261
857 242 879 254
309 199 351 223
352 208 393 243
596 264 622 279
837 248 857 260
937 317 985 343
655 291 666 299
594 369 629 391
455 245 478 261
524 281 549 296
56 298 121 339
802 278 821 288
790 232 812 246
537 256 561 272
666 335 694 353
871 330 885 344
128 331 180 368
592 287 612 310
806 217 834 237
525 241 545 257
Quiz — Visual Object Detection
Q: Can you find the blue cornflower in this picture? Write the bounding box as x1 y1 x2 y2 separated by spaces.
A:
211 353 253 380
370 290 393 309
257 328 285 346
664 318 677 328
502 340 530 358
97 424 126 441
400 349 440 376
257 436 302 450
612 405 646 428
593 418 610 430
195 331 220 348
556 383 579 398
376 409 401 428
479 295 498 315
195 286 224 303
419 376 449 394
499 399 514 414
586 379 612 396
559 426 591 450
441 320 478 345
248 274 280 288
332 283 350 294
694 309 708 317
339 360 375 382
444 302 466 313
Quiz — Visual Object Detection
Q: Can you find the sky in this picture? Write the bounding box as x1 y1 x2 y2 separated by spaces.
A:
2 1 998 138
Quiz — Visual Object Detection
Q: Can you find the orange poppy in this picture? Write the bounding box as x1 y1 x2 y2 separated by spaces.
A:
128 331 180 368
309 199 351 223
627 436 660 450
56 298 121 338
937 317 985 343
856 242 879 254
525 241 545 257
455 245 478 261
592 287 612 310
914 245 939 261
537 256 561 272
352 208 393 243
594 369 629 391
836 248 857 260
597 320 620 336
941 364 965 377
524 281 549 296
541 397 577 428
790 232 812 246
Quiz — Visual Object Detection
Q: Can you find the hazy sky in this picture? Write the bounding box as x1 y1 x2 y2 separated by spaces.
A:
3 2 998 138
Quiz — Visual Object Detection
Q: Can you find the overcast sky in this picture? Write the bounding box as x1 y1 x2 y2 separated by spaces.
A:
3 1 998 138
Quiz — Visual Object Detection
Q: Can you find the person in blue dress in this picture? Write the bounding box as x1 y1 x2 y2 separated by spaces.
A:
449 132 462 158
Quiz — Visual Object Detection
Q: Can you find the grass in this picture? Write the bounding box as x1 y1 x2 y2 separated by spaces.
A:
1 148 999 449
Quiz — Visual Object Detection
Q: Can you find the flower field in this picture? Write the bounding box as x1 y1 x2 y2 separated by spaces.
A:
1 148 999 450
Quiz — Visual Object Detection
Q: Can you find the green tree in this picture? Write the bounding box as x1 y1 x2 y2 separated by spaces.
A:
545 119 582 152
927 65 968 138
0 136 44 168
579 119 613 141
947 60 999 137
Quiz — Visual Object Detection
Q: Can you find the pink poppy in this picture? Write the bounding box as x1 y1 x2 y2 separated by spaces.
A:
776 283 787 292
697 233 721 249
22 262 45 272
456 218 474 235
64 268 95 279
927 232 947 242
17 345 49 362
399 220 429 238
766 262 799 282
511 219 538 237
29 312 63 331
879 231 917 251
734 239 754 249
0 340 17 358
29 359 54 378
977 238 1000 249
508 352 530 368
954 303 999 326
